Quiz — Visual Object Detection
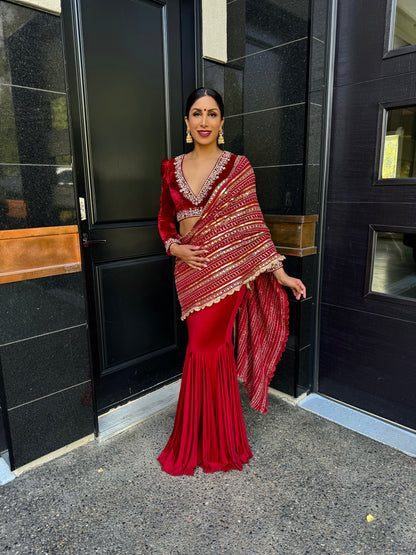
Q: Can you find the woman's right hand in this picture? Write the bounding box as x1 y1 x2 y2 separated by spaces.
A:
170 244 209 270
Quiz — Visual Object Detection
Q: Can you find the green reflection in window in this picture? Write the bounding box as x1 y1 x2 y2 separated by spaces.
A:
392 0 416 50
371 231 416 299
381 106 416 179
51 96 69 130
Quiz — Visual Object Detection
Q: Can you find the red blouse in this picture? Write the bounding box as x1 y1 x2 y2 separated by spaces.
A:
158 150 236 254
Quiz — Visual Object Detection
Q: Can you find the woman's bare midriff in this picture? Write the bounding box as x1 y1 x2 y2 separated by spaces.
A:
179 216 200 237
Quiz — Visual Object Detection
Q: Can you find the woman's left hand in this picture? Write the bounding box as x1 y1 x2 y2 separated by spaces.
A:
273 268 306 300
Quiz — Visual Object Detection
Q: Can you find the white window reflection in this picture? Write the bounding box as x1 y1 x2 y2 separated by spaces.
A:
371 231 416 299
391 0 416 50
381 106 416 179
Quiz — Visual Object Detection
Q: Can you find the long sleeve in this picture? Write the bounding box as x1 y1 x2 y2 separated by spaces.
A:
158 160 181 255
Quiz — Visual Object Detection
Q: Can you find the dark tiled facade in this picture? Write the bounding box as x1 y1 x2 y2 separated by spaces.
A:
0 3 75 230
0 0 335 467
0 1 93 468
203 0 328 396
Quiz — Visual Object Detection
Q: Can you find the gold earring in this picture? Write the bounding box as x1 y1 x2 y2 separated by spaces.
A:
218 129 224 145
186 128 193 144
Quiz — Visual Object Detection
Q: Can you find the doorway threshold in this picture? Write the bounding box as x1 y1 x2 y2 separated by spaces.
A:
98 380 181 441
298 394 416 457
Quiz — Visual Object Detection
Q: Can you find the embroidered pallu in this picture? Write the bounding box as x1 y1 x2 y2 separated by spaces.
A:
175 155 289 414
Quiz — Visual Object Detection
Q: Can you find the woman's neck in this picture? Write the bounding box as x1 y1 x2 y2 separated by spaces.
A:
188 143 223 160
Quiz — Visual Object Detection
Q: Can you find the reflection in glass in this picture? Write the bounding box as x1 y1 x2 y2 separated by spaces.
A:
0 165 76 230
371 231 416 299
391 0 416 50
381 106 416 179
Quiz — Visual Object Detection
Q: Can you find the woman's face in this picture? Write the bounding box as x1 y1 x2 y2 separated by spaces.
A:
185 95 224 147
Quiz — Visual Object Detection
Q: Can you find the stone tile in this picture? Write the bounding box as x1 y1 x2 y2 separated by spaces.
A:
296 344 313 392
1 325 90 409
298 251 318 293
254 165 304 215
227 0 246 61
224 64 243 116
0 85 71 164
0 407 7 453
304 163 321 214
310 36 326 92
225 39 307 116
0 1 66 91
311 0 329 43
242 103 306 167
298 297 314 349
270 347 296 395
0 273 87 345
7 382 94 468
307 102 323 165
309 88 324 106
222 114 244 155
228 0 309 61
203 60 225 98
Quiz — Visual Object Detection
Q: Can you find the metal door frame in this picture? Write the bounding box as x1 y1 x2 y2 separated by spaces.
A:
313 0 337 392
61 0 201 433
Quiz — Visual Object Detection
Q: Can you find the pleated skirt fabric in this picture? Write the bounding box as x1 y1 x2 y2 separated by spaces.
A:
158 287 253 475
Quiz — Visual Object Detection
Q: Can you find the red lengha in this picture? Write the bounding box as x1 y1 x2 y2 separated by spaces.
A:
157 152 289 475
158 288 252 475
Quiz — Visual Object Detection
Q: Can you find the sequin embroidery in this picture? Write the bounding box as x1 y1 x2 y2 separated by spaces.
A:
165 237 181 253
177 207 203 222
174 151 231 205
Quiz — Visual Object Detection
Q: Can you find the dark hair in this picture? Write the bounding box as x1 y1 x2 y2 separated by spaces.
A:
185 87 224 118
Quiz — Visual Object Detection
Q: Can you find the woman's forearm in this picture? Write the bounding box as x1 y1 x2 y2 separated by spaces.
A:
272 267 288 285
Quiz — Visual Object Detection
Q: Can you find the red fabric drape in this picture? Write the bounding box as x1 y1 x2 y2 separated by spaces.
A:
158 289 252 475
175 155 289 414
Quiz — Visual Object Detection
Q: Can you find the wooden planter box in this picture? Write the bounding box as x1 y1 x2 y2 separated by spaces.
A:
0 225 81 284
264 214 318 257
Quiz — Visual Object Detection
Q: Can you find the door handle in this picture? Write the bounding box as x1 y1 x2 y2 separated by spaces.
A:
82 233 107 247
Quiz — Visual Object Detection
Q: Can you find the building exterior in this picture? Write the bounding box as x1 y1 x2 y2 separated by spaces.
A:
0 0 415 473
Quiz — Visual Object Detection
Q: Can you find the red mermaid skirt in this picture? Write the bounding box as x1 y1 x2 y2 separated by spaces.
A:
158 287 253 475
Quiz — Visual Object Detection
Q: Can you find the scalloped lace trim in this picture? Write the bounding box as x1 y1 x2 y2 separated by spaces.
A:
180 257 285 320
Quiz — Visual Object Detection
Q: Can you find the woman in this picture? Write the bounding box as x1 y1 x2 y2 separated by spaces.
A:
158 88 306 476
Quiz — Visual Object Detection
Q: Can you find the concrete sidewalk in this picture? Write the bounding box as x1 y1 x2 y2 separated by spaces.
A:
1 387 415 554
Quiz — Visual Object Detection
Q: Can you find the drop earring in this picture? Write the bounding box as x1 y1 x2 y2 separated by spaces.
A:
186 128 193 144
218 128 224 145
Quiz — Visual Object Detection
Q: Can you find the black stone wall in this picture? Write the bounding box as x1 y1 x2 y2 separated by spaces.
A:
203 0 330 396
0 2 93 469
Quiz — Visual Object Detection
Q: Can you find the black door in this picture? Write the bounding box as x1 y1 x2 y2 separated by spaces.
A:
62 0 194 414
319 0 416 430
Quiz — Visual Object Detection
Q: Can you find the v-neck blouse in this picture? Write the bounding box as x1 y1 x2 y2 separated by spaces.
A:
158 151 235 254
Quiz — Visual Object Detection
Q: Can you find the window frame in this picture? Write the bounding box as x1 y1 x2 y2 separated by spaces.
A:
374 100 416 186
365 224 416 305
383 0 416 58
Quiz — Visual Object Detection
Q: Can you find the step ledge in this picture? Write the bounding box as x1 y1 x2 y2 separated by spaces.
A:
98 380 181 441
12 434 95 477
298 394 416 457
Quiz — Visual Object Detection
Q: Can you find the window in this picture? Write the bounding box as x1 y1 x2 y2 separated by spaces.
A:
370 229 416 300
390 0 416 50
380 106 416 180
